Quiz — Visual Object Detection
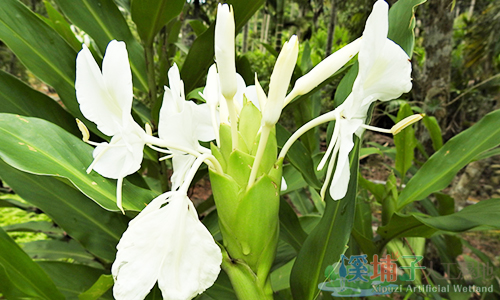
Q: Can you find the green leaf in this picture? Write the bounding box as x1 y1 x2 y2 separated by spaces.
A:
387 0 427 57
0 227 65 300
394 103 417 179
203 271 238 300
37 261 112 300
290 140 360 300
279 197 307 252
0 159 129 262
379 198 500 243
131 0 184 44
422 115 443 151
78 274 114 300
3 221 64 237
398 109 500 208
42 0 82 51
54 0 148 91
276 124 322 189
0 69 78 135
181 0 265 92
0 0 80 117
0 113 156 212
21 239 97 265
473 146 500 161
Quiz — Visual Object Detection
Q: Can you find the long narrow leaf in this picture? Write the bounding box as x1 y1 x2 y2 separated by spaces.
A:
290 141 359 300
0 69 78 135
0 159 129 262
0 227 65 300
398 109 500 208
0 113 156 211
54 0 148 91
0 0 79 117
131 0 185 44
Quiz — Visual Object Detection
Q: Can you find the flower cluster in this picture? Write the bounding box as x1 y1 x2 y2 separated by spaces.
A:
75 0 415 299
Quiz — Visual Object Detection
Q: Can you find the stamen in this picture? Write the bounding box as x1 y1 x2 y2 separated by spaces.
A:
145 123 153 136
76 119 90 142
391 114 424 135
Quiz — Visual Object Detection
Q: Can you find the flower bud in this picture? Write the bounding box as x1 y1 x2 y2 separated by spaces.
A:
263 35 299 127
284 38 361 106
214 4 237 99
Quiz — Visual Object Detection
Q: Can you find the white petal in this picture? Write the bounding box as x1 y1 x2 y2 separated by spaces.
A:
171 152 196 191
157 197 222 300
233 73 247 108
91 124 145 179
75 44 122 136
168 63 185 107
112 193 173 300
358 0 389 72
201 64 220 106
361 40 412 103
102 40 134 122
190 102 216 142
112 192 221 300
329 119 363 200
159 100 197 150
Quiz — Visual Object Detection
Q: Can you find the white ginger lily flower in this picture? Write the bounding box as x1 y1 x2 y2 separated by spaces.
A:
159 64 214 190
75 40 148 213
319 0 412 200
112 156 222 300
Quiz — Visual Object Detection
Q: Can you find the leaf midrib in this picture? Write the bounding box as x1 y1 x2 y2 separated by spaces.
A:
400 114 500 207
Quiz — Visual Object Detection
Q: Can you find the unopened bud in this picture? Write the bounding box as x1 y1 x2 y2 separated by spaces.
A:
263 35 299 126
391 114 424 135
215 4 237 99
284 38 361 106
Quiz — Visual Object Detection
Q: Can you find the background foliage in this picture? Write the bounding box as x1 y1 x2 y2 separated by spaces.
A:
0 0 499 299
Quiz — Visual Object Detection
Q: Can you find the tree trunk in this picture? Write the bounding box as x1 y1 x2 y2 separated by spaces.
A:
414 1 455 130
325 0 337 57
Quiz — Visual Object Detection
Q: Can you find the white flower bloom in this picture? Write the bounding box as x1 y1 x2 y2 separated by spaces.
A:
76 40 148 212
320 0 412 200
159 64 214 189
112 191 222 300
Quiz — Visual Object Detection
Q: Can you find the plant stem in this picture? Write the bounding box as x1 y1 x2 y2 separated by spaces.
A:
145 44 157 107
247 125 271 189
220 245 273 300
225 96 239 149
